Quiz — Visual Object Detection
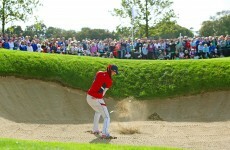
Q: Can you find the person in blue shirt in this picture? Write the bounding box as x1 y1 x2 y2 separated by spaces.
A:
209 43 216 58
3 40 10 49
19 41 27 51
31 40 38 52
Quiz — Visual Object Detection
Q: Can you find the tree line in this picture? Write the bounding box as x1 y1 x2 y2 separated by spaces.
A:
3 21 194 41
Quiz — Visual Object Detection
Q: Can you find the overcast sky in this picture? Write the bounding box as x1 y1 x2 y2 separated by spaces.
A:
10 0 230 32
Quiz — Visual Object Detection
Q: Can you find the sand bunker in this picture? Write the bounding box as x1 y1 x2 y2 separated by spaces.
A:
0 76 229 150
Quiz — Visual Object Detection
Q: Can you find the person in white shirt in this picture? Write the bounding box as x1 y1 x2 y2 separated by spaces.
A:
9 39 14 50
37 43 42 52
27 43 33 52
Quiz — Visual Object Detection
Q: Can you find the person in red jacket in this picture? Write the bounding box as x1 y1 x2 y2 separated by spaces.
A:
87 64 118 139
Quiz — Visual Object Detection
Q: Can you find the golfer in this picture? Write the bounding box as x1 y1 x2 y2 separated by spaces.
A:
87 64 118 139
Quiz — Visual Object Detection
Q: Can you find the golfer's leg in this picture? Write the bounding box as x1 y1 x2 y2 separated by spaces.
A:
97 99 110 135
87 95 101 132
93 111 101 132
102 106 110 135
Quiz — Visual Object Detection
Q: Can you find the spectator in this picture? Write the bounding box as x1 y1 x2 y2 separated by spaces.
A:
27 43 33 52
97 41 105 55
109 52 114 58
147 40 154 59
198 42 204 58
113 42 120 58
203 44 209 58
190 38 197 51
169 40 176 60
209 43 216 58
108 42 115 57
50 42 58 53
9 39 14 49
37 42 42 53
19 41 27 51
78 44 84 56
0 40 3 48
13 40 19 50
184 50 190 59
3 39 10 49
119 40 127 59
142 43 148 59
179 50 185 59
190 49 196 59
100 43 108 57
31 40 38 52
126 40 131 54
135 39 143 53
174 50 179 59
184 39 191 50
158 50 164 60
90 42 98 56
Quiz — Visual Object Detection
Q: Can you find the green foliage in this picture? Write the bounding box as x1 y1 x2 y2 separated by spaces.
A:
115 26 132 39
3 24 118 40
113 0 176 38
199 10 230 36
0 0 42 34
45 27 66 38
199 21 215 36
43 27 118 40
77 28 118 41
23 23 47 38
0 49 230 100
149 20 193 39
5 25 23 36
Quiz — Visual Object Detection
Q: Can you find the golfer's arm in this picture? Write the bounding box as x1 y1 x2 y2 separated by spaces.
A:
103 88 109 96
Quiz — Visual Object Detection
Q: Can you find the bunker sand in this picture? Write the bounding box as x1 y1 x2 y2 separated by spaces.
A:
0 77 229 150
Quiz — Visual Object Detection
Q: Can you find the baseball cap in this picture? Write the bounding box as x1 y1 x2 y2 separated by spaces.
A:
111 64 119 74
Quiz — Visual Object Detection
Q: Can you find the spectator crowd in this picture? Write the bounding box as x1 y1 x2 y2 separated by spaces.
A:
0 33 230 60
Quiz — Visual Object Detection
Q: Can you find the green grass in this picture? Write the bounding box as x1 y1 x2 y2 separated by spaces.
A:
0 49 230 100
0 138 184 150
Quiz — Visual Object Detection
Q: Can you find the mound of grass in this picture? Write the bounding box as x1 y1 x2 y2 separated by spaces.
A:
0 49 229 100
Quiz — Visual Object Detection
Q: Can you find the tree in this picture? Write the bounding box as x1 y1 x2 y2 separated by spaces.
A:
62 30 77 39
112 0 176 38
0 0 42 35
199 10 230 36
5 25 23 36
115 26 132 39
23 23 47 38
149 20 193 39
44 27 118 41
77 28 117 41
199 21 215 37
45 27 64 38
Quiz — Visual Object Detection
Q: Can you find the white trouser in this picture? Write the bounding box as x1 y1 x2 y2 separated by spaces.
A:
87 94 110 135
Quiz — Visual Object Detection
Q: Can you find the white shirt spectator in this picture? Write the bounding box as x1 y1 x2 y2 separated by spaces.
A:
27 44 33 52
9 40 14 49
154 42 161 50
37 43 42 52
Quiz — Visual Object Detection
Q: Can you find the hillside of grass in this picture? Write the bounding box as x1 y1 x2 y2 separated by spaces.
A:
0 49 229 100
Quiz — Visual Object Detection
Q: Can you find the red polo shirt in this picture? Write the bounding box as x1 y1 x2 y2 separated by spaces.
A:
87 71 112 99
